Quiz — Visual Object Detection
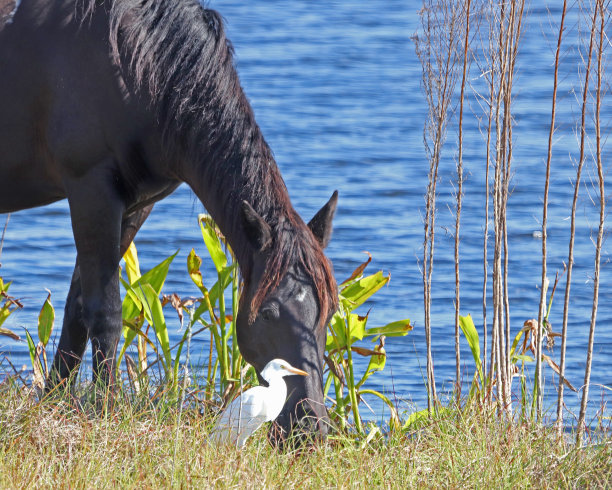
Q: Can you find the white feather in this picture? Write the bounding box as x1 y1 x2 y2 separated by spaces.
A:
209 359 308 448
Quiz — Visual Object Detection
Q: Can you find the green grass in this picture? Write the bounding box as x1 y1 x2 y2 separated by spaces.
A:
0 380 610 488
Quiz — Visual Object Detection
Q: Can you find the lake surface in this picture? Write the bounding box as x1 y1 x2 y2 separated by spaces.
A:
1 1 610 424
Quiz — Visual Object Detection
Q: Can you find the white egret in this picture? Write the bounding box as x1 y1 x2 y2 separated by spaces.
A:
209 359 308 448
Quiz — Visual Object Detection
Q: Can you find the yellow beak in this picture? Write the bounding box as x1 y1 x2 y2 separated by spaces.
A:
284 365 309 376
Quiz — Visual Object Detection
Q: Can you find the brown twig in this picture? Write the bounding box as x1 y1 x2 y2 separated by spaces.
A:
416 0 462 413
577 0 607 445
454 0 472 401
559 0 598 436
540 0 568 429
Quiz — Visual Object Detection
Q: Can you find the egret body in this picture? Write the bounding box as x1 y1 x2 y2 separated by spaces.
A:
209 359 309 447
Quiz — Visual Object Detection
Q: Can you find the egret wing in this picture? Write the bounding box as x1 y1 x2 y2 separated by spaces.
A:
209 386 268 447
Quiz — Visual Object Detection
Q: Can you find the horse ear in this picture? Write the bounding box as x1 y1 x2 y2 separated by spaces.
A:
307 190 338 249
241 201 272 252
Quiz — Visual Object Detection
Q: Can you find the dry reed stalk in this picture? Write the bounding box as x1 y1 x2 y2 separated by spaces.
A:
475 0 524 412
481 2 496 387
577 0 607 444
494 0 523 413
416 0 462 413
539 0 568 428
454 0 472 400
558 0 598 431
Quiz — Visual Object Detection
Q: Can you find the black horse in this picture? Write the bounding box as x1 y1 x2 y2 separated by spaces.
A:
0 0 338 440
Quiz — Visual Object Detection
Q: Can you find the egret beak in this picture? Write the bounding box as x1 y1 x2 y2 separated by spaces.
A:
284 366 309 377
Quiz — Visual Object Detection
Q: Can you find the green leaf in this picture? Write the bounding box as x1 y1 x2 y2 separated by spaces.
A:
340 271 389 312
512 354 534 363
326 312 347 351
37 293 54 347
366 319 412 339
459 314 483 384
510 324 531 358
199 215 227 273
348 313 367 342
136 283 172 371
123 242 141 284
24 329 37 371
136 250 178 295
358 388 400 430
121 286 142 323
208 264 234 307
0 306 12 328
402 408 431 431
187 248 206 294
117 314 144 368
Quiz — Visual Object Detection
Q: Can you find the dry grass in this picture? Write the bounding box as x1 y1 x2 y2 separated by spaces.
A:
0 381 610 488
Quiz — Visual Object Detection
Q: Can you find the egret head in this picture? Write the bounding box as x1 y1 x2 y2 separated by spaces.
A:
236 192 338 445
261 359 309 381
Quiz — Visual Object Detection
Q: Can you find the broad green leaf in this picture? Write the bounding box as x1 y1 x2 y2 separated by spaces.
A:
118 321 161 370
136 250 178 295
135 283 172 372
365 346 386 374
123 242 141 284
199 215 227 273
326 312 347 351
121 275 142 322
120 250 177 344
459 314 483 384
37 293 54 347
117 314 144 368
348 313 367 342
366 319 412 339
340 271 389 312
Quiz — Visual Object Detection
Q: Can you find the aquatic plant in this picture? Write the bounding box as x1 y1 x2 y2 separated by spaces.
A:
115 216 411 433
324 252 412 434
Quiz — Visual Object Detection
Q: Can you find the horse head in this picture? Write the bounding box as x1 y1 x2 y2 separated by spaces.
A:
236 191 338 444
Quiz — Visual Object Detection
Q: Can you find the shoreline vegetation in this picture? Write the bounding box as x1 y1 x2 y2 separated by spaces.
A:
1 0 612 487
0 381 610 487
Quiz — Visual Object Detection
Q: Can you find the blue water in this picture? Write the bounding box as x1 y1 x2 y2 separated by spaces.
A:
1 1 610 425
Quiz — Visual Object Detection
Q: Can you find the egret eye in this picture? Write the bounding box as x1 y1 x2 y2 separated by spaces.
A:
260 305 279 322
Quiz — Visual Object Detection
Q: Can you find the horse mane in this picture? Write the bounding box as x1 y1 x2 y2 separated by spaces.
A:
82 0 337 324
0 0 16 30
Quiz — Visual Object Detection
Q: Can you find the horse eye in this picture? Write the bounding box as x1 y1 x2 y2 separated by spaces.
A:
260 306 279 322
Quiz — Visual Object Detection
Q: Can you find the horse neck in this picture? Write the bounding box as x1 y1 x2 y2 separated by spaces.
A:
183 139 296 268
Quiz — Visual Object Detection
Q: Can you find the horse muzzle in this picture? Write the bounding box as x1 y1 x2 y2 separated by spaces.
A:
269 376 330 447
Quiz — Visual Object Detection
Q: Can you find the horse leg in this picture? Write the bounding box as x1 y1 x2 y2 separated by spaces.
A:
48 204 154 390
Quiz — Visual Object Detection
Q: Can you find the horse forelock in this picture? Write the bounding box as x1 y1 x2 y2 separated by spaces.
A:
248 213 338 329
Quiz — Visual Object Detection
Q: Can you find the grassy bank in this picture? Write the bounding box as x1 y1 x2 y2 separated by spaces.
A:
0 382 610 488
